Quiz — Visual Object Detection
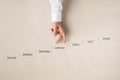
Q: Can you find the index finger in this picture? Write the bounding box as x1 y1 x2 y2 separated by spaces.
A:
61 31 66 43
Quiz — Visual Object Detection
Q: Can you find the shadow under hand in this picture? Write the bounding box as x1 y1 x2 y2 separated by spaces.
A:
62 0 72 42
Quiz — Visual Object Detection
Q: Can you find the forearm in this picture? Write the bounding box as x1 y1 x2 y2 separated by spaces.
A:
49 0 63 22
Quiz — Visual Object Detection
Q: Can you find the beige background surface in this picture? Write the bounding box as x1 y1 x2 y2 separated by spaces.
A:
0 0 120 80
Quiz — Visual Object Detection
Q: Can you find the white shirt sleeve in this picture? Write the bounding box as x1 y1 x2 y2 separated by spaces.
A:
49 0 63 22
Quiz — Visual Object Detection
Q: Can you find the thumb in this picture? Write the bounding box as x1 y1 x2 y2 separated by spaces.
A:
51 27 57 36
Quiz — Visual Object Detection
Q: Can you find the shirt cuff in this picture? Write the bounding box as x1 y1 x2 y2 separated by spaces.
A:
51 10 62 22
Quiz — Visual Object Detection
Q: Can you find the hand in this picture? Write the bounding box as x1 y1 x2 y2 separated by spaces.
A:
51 22 66 44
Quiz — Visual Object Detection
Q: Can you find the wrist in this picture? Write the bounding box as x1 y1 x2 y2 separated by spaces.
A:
52 22 62 27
